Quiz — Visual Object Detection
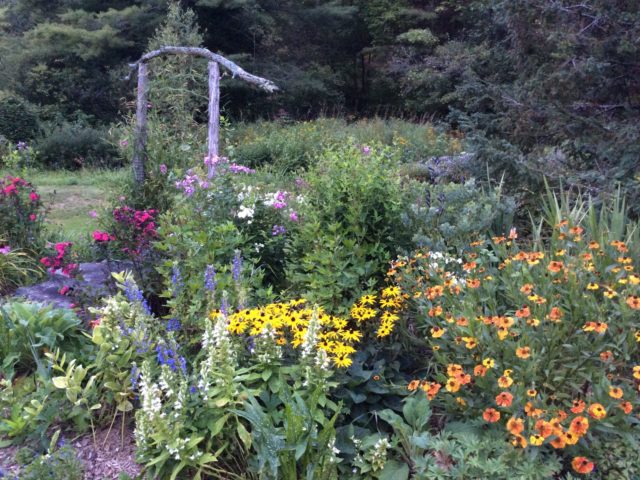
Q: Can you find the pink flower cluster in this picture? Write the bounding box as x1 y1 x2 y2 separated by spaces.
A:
41 242 77 276
92 230 115 243
113 206 157 256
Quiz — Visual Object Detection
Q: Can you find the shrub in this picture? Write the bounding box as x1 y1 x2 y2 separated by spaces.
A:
285 143 412 310
388 221 639 471
0 92 41 143
37 122 118 169
17 444 84 480
0 175 46 251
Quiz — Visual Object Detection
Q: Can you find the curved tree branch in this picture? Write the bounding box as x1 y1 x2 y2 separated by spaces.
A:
127 46 279 92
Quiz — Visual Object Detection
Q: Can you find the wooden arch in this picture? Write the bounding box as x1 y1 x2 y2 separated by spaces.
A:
127 46 278 183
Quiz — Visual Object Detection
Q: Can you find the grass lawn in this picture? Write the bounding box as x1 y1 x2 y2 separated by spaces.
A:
2 168 129 239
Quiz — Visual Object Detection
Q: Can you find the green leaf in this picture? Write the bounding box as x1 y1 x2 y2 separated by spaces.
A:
379 460 409 480
237 421 252 449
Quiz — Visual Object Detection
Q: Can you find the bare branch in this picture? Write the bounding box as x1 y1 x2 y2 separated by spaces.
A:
127 46 279 92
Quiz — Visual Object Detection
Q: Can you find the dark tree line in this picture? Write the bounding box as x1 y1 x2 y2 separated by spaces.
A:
1 0 639 199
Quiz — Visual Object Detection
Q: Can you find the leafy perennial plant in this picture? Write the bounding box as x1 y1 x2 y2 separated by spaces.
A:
388 221 639 474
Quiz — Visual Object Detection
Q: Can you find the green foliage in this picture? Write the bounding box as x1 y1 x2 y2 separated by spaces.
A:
408 179 515 250
36 121 119 169
0 91 40 143
0 250 38 295
285 143 411 310
226 118 462 171
0 302 88 379
17 444 84 480
348 395 562 479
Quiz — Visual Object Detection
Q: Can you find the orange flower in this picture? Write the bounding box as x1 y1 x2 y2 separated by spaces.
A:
587 403 606 420
608 386 624 399
582 321 608 333
474 364 487 377
572 457 595 474
569 416 589 436
421 381 441 400
511 434 527 448
619 401 633 414
515 306 531 318
548 307 563 322
408 380 420 391
466 278 481 289
520 283 534 295
463 261 477 271
430 326 446 338
506 416 524 435
496 391 514 407
516 346 531 359
498 375 514 388
535 420 554 438
556 410 568 422
547 261 564 273
524 402 544 418
588 241 600 250
599 351 614 361
550 435 566 449
626 295 640 309
428 305 443 317
571 399 586 414
483 408 500 423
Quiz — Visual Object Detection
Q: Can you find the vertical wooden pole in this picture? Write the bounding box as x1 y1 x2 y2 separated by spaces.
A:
207 61 220 177
132 62 149 185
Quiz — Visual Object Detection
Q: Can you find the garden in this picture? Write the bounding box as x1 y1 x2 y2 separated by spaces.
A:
1 2 639 479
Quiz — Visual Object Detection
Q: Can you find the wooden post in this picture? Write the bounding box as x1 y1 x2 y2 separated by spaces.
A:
207 61 220 177
132 62 149 185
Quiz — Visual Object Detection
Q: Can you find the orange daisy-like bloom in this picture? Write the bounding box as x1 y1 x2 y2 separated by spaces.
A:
506 416 524 435
408 380 420 391
456 316 469 326
511 434 527 448
619 401 633 414
600 351 614 361
526 317 541 327
582 321 608 334
569 416 589 436
524 402 544 418
550 435 566 449
520 283 534 295
548 261 564 273
428 305 443 317
569 226 584 236
496 391 514 407
626 295 640 309
516 346 531 359
588 241 600 250
535 420 555 438
515 306 531 318
430 326 446 338
421 381 441 400
587 403 607 420
474 364 487 377
498 375 514 388
608 386 624 399
556 410 568 422
483 408 500 423
548 307 563 322
571 399 586 414
572 457 595 475
466 278 481 289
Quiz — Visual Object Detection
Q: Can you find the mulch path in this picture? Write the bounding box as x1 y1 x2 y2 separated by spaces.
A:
0 425 142 479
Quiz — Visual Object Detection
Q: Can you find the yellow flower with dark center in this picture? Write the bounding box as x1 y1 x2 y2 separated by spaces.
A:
587 403 607 420
529 434 545 446
608 386 624 399
430 326 446 338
